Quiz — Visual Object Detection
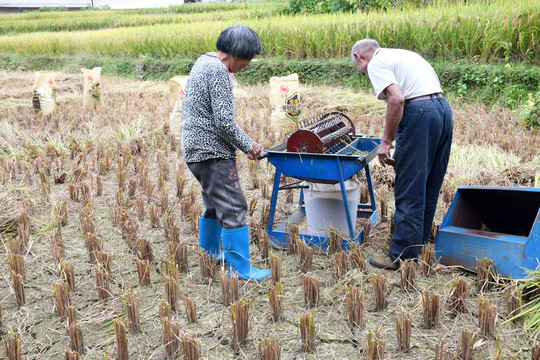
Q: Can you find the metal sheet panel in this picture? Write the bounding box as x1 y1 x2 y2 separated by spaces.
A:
436 186 540 279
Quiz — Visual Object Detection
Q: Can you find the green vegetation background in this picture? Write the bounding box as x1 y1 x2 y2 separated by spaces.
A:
0 0 538 126
2 52 538 110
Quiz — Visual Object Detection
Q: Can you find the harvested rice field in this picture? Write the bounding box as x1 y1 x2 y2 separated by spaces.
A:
0 71 539 359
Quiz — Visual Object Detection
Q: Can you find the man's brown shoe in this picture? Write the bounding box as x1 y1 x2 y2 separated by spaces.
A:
369 253 399 270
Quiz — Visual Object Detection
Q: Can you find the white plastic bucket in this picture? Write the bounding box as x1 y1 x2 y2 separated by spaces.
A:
304 179 360 237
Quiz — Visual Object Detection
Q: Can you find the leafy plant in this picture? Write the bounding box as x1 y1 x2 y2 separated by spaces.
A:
521 91 540 129
287 0 401 14
509 269 540 339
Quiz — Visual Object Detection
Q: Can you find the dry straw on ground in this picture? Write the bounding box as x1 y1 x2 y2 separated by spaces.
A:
476 257 494 292
365 327 385 360
333 251 349 281
268 281 284 322
231 299 250 351
257 337 281 360
183 295 197 324
420 245 437 276
478 295 497 339
221 269 240 306
270 254 281 285
328 229 342 255
299 313 315 353
449 275 469 314
345 286 365 328
400 258 416 291
434 340 454 360
162 319 180 359
457 329 476 360
198 249 217 282
348 243 365 271
422 289 440 329
5 331 21 360
136 257 151 285
124 288 141 333
287 223 299 254
372 274 387 311
114 319 128 360
302 274 320 309
396 312 412 352
64 349 83 360
260 231 270 263
506 281 522 318
68 323 84 354
181 333 200 360
0 74 536 359
298 240 313 272
53 281 70 317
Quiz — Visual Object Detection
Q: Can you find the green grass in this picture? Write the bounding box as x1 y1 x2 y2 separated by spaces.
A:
507 269 540 341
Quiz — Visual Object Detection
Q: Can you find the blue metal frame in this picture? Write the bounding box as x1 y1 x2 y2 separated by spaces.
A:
435 186 540 279
264 136 381 251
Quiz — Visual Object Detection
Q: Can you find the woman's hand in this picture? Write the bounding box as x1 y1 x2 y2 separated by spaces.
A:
249 142 262 160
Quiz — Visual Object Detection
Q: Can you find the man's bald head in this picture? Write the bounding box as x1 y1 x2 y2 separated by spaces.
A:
350 39 380 61
350 39 380 77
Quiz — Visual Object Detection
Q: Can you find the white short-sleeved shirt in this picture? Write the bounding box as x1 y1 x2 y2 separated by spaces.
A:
367 48 443 101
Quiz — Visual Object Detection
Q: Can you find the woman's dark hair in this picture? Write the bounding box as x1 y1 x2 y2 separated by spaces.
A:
216 24 262 60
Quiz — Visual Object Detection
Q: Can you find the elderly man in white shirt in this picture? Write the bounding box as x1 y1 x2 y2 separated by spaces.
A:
351 39 453 270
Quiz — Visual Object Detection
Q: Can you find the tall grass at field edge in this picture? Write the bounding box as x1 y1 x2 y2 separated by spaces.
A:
0 0 536 63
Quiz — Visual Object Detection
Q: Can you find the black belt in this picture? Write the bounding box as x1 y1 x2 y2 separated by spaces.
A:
405 93 443 105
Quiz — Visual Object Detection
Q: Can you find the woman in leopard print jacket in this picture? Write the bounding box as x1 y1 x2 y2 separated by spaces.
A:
181 24 270 281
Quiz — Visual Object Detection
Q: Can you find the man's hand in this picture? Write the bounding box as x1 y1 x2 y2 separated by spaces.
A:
249 142 262 160
378 84 403 167
377 141 395 166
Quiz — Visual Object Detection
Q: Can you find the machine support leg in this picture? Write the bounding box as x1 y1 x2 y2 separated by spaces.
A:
338 159 356 240
365 164 377 211
364 164 378 231
266 160 283 236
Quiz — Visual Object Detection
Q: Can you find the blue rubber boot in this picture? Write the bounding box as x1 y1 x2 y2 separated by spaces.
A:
199 216 224 262
222 226 271 281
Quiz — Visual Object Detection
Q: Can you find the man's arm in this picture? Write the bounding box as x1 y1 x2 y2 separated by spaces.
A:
378 83 404 166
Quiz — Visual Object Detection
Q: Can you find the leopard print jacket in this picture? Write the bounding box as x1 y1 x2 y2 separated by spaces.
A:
181 54 253 163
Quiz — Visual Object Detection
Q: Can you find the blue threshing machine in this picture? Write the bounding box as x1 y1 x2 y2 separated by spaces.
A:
261 112 381 250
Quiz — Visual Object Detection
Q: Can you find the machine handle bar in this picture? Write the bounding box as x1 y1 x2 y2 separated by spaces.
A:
258 150 269 160
355 155 367 165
